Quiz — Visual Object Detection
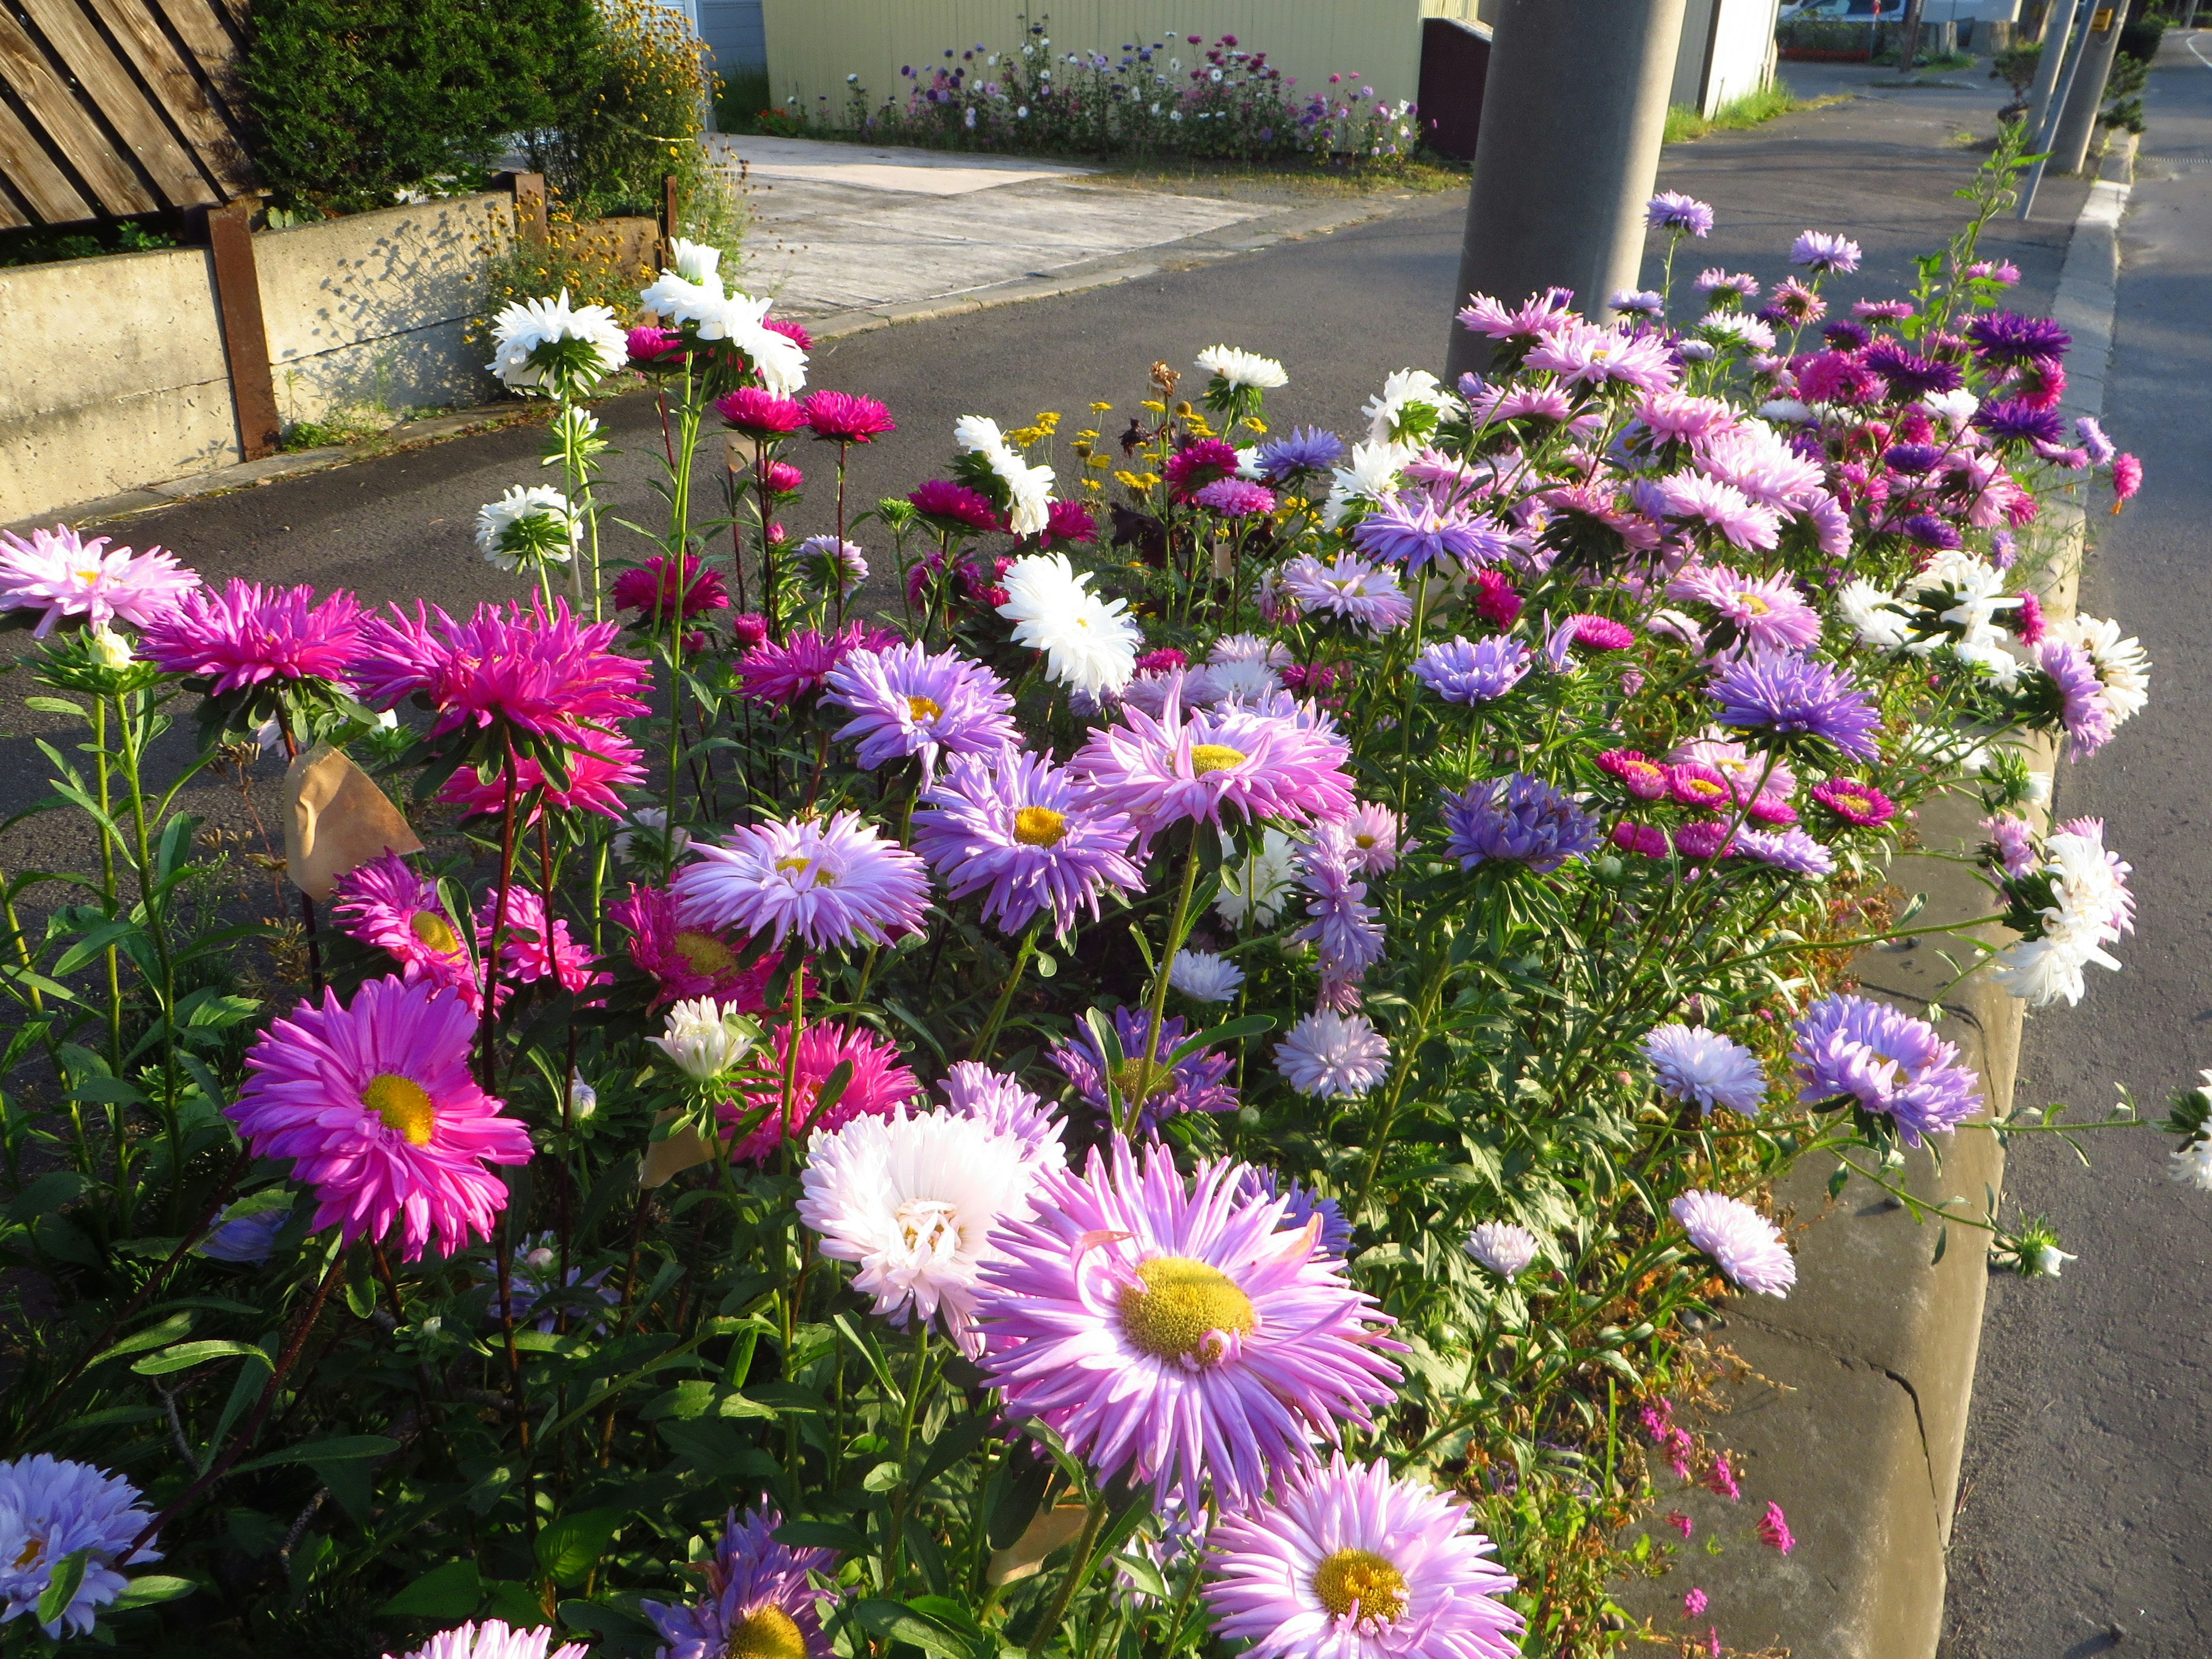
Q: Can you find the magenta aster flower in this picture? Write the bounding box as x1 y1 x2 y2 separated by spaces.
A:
395 1620 587 1659
1672 819 1735 862
1050 1005 1236 1133
140 579 362 695
1796 351 1882 406
1665 564 1819 653
912 748 1143 939
675 810 930 950
1707 653 1881 762
822 641 1019 775
1811 777 1894 827
1792 991 1982 1146
611 553 729 624
1567 613 1634 650
627 325 685 369
715 387 805 437
1044 497 1098 545
478 886 601 997
973 1139 1402 1508
642 1507 836 1659
607 883 778 1012
353 599 651 744
329 852 473 996
724 1018 921 1162
1165 437 1245 501
1472 569 1522 627
2112 452 2142 506
764 315 812 350
1597 749 1669 801
802 389 895 442
1758 1502 1796 1555
0 525 197 638
1069 691 1354 851
1666 763 1734 812
1204 1453 1523 1659
908 479 1002 532
1670 1189 1794 1297
737 622 899 706
437 736 646 823
1194 476 1277 517
229 976 532 1261
1612 822 1669 858
761 459 802 494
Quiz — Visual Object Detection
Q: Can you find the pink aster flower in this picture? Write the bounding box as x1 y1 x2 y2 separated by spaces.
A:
1669 1188 1795 1297
1598 749 1670 801
715 387 805 438
1612 822 1668 858
1672 819 1736 862
2111 452 2142 510
1204 1453 1524 1659
1666 563 1819 654
437 736 646 823
722 1018 921 1162
973 1139 1402 1508
140 579 362 695
801 389 896 443
389 1622 587 1659
1811 777 1893 827
1982 812 2037 877
737 622 899 706
1683 1589 1709 1620
1667 763 1735 813
908 479 1002 532
329 853 473 996
641 1508 836 1659
1638 392 1737 444
1706 1453 1741 1501
675 810 930 950
353 599 650 744
1456 287 1575 340
1194 477 1276 517
1339 801 1408 874
1522 319 1679 392
821 641 1019 776
478 886 601 997
912 748 1143 940
1568 613 1634 650
1668 735 1796 812
611 552 729 624
1654 475 1783 552
1069 690 1355 851
607 883 779 1012
1472 569 1522 627
229 976 532 1260
0 525 197 638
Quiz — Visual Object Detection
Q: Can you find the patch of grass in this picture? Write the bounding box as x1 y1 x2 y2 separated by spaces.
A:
278 406 399 451
1664 81 1849 143
1086 154 1467 202
714 66 773 132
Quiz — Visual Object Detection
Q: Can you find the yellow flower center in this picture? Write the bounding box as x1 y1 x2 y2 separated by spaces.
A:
775 856 834 887
1117 1255 1256 1363
14 1536 43 1570
410 910 459 955
1836 791 1872 815
907 695 943 723
1312 1548 1408 1623
1189 743 1246 776
75 569 100 584
363 1074 435 1146
1354 832 1377 849
1736 592 1771 616
724 1605 808 1659
673 930 736 974
1014 805 1069 847
1108 1057 1176 1103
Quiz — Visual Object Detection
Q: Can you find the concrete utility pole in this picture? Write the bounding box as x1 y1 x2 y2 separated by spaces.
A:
1443 0 1690 381
1896 0 1929 71
2024 0 2083 128
2050 2 2126 173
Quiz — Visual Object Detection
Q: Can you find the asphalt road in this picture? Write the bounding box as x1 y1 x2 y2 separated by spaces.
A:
1941 36 2212 1659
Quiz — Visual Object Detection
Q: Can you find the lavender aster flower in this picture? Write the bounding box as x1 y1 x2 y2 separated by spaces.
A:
675 810 930 950
821 641 1018 776
1642 1025 1766 1115
1292 827 1385 987
1205 1454 1523 1659
642 1508 836 1659
1792 992 1983 1145
1413 636 1532 704
1465 1222 1541 1277
938 1061 1066 1172
1442 774 1600 874
1228 1165 1355 1258
1050 1006 1236 1132
1279 553 1412 633
2075 415 2116 465
1671 1190 1796 1296
973 1140 1402 1509
1354 494 1506 572
1736 826 1836 877
0 1455 160 1638
1647 191 1715 236
1790 231 1862 273
1276 1010 1392 1099
912 749 1143 938
391 1623 588 1659
2032 639 2115 758
1255 426 1345 480
1706 653 1882 762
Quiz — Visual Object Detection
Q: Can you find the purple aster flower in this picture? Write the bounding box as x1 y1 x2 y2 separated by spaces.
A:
1255 426 1344 480
1864 340 1961 399
1522 320 1680 392
1898 512 1962 550
0 1455 160 1638
1442 774 1601 874
1822 319 1871 351
674 810 930 950
2032 638 2114 757
1672 819 1736 862
821 641 1018 776
1050 1006 1236 1134
1412 635 1532 704
1791 991 1982 1146
1736 827 1836 876
1707 653 1881 762
1647 191 1715 237
1982 812 2038 877
1790 230 1861 273
1292 825 1385 987
1205 1453 1523 1659
940 1060 1067 1169
1643 1024 1767 1115
642 1507 837 1659
1278 553 1412 634
1354 493 1506 572
1232 1165 1354 1258
195 1202 290 1264
973 1141 1401 1509
912 748 1143 938
1671 1190 1795 1296
2075 415 2116 465
1965 310 2070 365
1972 399 2066 448
1666 563 1820 653
1884 443 1944 475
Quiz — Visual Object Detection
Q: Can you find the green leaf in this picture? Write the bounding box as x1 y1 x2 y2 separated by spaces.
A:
377 1559 482 1618
774 1519 868 1555
90 1311 194 1368
132 1339 274 1376
22 696 85 716
110 1574 196 1610
853 1599 971 1658
861 1460 902 1493
36 1549 89 1628
536 1508 624 1588
1171 1013 1274 1061
1112 1550 1168 1600
480 1578 548 1627
232 1434 399 1474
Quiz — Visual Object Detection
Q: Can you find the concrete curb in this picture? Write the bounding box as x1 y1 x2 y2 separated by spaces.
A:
1620 181 2127 1656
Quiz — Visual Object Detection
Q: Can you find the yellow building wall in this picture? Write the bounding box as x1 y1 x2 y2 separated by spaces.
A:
759 0 1430 122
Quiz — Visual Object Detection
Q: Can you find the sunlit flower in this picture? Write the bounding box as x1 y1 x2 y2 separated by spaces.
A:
823 641 1018 776
1791 993 1983 1144
608 884 777 1012
142 578 361 696
1217 827 1302 929
641 1508 835 1659
1442 774 1599 874
1464 1222 1540 1278
997 553 1143 696
1276 1010 1391 1100
0 1455 159 1638
329 852 472 995
1196 344 1289 389
486 289 627 392
912 748 1143 938
1171 948 1245 1002
1670 1190 1794 1296
353 599 652 745
725 1020 921 1162
0 525 196 638
676 811 930 951
474 485 579 572
1643 1025 1765 1115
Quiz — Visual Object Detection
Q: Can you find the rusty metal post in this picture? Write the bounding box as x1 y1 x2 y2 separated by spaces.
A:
661 173 680 266
203 198 279 460
509 169 549 244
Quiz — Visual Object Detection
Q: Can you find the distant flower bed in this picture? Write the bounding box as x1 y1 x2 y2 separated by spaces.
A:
779 26 1419 166
0 130 2198 1659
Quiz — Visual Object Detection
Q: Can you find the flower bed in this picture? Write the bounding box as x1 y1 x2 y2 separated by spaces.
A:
0 135 2193 1659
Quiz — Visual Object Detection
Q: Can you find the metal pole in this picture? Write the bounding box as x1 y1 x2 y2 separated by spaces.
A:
2015 3 2094 215
2023 0 2083 130
2049 2 2126 173
1444 0 1690 381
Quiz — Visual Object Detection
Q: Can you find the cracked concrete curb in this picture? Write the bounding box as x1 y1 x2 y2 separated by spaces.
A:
1619 179 2126 1657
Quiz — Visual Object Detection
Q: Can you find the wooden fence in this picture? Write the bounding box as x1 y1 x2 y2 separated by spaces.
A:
0 0 253 228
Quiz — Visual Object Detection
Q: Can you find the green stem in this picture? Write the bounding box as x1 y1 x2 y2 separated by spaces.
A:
971 923 1041 1064
1134 832 1205 1122
882 1321 932 1592
1023 1491 1109 1659
91 698 123 1074
1351 953 1451 1219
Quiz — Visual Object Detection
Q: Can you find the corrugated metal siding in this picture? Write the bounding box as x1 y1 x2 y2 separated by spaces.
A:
759 0 1426 121
700 0 766 73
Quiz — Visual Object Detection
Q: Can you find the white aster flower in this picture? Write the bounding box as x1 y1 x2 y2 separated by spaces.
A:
87 624 132 671
1324 440 1412 527
1363 368 1461 445
2024 1240 2077 1277
1642 1024 1766 1116
996 554 1141 696
486 289 627 392
695 289 808 395
650 997 757 1081
1235 445 1265 479
1275 1009 1391 1099
1169 948 1244 1002
797 1105 1042 1357
474 484 580 571
1216 828 1300 929
2051 613 2150 726
613 806 690 866
1836 579 1910 650
1464 1221 1540 1277
1758 398 1813 422
668 236 722 283
956 415 1055 536
1698 311 1776 351
1991 817 2134 1007
1203 654 1283 705
1195 344 1288 390
1921 388 1980 429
